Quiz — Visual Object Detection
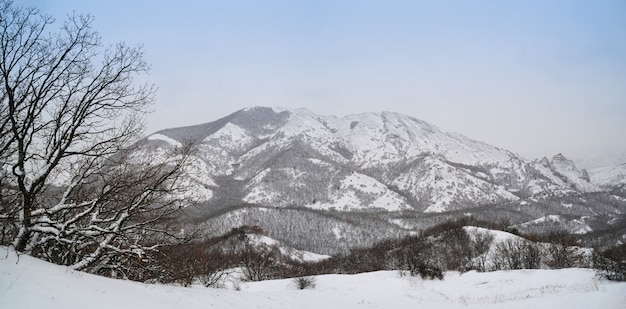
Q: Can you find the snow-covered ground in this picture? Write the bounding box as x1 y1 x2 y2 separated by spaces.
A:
2 247 625 309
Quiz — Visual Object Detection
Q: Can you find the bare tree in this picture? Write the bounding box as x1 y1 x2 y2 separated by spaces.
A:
0 1 195 280
467 229 494 272
544 230 582 269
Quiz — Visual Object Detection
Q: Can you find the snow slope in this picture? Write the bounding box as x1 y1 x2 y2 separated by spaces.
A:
2 247 625 309
589 163 626 187
307 172 410 211
245 233 330 263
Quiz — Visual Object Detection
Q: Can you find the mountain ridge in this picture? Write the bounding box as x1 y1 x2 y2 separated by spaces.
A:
138 107 606 212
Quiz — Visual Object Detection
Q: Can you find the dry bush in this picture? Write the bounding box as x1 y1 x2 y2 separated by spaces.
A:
240 244 285 282
293 276 316 289
593 243 626 281
491 238 540 271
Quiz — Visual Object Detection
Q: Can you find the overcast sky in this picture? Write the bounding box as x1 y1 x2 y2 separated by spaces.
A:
28 0 626 160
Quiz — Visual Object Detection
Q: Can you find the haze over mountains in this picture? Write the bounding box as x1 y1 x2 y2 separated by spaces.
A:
133 107 625 253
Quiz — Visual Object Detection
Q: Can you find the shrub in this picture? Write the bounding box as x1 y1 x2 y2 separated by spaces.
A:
155 242 234 287
593 244 626 281
397 237 445 279
240 244 284 281
413 263 444 280
293 276 317 289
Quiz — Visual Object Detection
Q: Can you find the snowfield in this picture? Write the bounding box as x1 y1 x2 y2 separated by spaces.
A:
2 247 625 309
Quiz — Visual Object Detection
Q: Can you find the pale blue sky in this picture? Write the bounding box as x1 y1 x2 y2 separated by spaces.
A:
25 0 626 159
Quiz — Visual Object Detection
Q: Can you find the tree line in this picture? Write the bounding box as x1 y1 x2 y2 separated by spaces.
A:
160 218 625 287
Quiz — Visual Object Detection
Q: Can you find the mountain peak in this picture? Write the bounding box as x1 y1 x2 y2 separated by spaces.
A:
552 153 570 162
539 156 551 167
551 153 577 170
548 153 598 192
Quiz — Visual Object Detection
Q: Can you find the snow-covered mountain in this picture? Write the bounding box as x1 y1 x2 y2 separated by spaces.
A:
136 107 599 212
130 107 624 252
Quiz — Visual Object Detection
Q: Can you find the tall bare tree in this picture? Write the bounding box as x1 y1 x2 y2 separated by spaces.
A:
0 1 194 279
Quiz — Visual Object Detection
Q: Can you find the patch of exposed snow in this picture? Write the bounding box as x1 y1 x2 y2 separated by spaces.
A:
147 133 182 147
307 158 333 167
528 215 562 224
389 219 413 229
307 172 410 211
331 226 343 240
202 123 254 152
573 226 593 234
